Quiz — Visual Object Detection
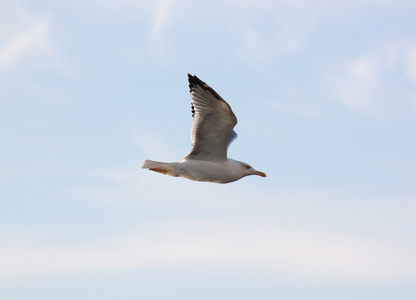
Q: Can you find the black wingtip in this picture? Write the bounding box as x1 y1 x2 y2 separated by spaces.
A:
187 74 203 89
187 74 222 100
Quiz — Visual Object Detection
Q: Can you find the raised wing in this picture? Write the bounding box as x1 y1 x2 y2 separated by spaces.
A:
184 74 238 161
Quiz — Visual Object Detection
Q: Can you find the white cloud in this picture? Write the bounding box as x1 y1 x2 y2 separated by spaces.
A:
72 0 151 18
229 4 321 68
150 0 175 40
329 57 382 113
223 0 416 7
146 0 176 59
328 42 416 114
65 0 170 36
72 0 175 58
405 43 416 83
0 4 74 78
1 220 415 281
0 18 50 68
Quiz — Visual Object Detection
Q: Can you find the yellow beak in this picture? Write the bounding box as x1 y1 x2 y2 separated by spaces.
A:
253 171 267 177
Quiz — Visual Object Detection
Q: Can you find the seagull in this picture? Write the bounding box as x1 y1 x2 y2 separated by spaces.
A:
141 74 266 183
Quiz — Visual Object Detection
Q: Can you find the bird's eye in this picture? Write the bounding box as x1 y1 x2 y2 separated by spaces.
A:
244 165 250 169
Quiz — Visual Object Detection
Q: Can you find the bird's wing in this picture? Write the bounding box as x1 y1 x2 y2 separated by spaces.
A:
184 74 238 161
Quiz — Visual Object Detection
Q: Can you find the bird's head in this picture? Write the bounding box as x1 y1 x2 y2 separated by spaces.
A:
240 162 267 178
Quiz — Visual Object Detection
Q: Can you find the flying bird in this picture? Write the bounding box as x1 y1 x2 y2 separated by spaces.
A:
141 74 266 183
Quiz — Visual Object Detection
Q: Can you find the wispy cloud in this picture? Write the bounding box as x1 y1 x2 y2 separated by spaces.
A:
147 0 175 58
150 0 175 40
228 3 321 69
1 220 415 281
71 0 175 59
329 57 382 113
0 18 50 68
0 4 75 78
405 43 416 83
327 42 416 114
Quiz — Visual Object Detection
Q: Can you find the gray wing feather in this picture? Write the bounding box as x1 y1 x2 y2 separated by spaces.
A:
184 74 237 161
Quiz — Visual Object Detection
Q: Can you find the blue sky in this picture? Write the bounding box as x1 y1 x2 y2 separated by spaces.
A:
1 0 416 299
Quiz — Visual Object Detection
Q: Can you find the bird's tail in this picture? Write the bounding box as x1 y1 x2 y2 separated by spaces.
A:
141 160 173 175
141 159 167 169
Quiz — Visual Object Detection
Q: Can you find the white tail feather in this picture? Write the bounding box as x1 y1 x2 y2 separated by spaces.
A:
141 160 178 176
141 159 166 169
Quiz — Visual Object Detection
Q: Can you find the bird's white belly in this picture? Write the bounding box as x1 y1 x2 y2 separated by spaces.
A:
174 159 240 183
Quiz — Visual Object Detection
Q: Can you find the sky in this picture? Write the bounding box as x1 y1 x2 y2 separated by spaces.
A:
1 0 416 299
